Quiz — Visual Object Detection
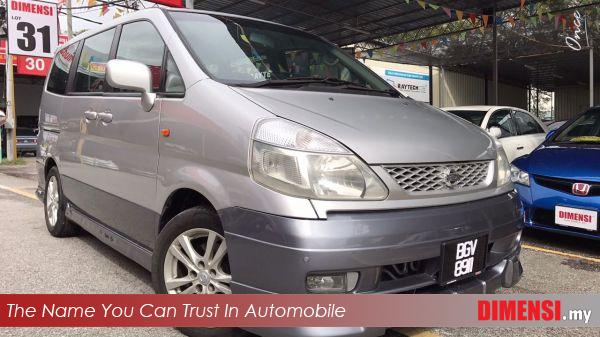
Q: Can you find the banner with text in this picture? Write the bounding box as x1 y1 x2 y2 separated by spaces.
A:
0 294 597 328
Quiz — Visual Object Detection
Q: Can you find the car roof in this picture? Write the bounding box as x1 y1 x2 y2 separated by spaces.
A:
443 105 519 112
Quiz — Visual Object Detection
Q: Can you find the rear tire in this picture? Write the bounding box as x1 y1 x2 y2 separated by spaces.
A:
44 166 77 237
153 207 247 337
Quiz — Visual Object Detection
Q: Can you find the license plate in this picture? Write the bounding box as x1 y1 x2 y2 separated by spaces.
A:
555 206 598 231
440 235 488 285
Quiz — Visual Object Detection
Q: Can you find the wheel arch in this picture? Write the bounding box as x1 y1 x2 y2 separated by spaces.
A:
158 188 219 235
44 156 58 177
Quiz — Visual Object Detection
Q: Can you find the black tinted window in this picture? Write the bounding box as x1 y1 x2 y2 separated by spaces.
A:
116 21 165 91
447 110 486 126
74 28 115 93
164 52 184 93
554 109 600 143
47 42 79 94
514 111 544 135
487 110 516 138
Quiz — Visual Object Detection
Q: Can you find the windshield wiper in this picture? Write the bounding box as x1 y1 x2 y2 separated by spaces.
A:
332 84 400 97
237 77 400 97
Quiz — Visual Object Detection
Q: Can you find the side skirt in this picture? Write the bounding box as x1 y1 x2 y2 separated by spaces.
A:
66 203 153 271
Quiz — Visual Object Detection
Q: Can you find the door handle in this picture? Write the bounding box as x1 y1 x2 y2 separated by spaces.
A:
517 146 525 150
83 110 98 121
98 111 113 124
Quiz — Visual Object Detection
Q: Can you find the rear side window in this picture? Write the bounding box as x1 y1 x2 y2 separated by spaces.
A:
74 28 116 93
514 111 544 135
47 42 79 95
116 21 165 91
487 109 516 138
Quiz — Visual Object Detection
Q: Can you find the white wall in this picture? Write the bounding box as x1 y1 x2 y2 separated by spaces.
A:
554 85 599 120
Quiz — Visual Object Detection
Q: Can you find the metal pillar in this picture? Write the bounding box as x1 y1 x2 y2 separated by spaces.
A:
428 65 433 105
185 0 194 9
66 0 74 39
492 2 498 105
5 53 16 161
590 46 594 107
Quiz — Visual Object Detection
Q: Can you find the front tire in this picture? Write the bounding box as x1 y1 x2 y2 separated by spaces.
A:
44 166 77 237
153 207 242 337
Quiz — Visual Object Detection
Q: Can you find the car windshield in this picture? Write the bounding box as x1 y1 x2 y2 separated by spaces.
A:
170 12 398 96
446 110 486 126
553 109 600 144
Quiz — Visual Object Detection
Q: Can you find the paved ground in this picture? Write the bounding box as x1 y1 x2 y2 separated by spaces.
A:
0 158 598 337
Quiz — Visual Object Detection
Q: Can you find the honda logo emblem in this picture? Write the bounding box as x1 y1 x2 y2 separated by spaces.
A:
572 183 591 196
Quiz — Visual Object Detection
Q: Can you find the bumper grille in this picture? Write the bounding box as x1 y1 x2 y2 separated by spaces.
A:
380 261 425 282
534 175 600 197
384 161 492 193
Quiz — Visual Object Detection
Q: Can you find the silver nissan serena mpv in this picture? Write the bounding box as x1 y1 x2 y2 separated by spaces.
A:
37 8 523 337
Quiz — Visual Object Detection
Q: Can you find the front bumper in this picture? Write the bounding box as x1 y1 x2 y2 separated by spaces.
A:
221 191 523 295
220 191 523 337
243 253 522 337
515 182 600 240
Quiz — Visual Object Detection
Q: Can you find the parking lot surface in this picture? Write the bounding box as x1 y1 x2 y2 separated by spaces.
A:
0 159 598 337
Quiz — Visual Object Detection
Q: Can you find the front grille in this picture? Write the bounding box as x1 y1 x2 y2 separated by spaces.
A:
384 161 492 193
534 175 600 197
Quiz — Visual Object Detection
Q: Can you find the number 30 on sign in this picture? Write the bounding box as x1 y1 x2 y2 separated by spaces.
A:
7 0 58 58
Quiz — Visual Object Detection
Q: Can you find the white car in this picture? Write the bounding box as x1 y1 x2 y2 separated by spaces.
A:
444 106 548 162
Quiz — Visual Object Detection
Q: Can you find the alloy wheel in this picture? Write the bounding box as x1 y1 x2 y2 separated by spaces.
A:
163 228 232 294
46 176 59 228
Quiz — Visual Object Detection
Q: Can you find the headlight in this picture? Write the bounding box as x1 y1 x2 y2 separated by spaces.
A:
251 118 388 200
510 165 530 186
496 147 512 186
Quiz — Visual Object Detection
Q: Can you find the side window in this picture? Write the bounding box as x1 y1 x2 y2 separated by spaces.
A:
74 28 116 93
164 52 184 93
47 42 79 95
514 111 544 135
116 21 165 91
487 109 516 138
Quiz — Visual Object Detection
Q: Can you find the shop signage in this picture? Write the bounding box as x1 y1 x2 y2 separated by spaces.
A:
7 0 59 58
145 0 185 8
370 68 430 103
1 35 68 76
565 11 589 51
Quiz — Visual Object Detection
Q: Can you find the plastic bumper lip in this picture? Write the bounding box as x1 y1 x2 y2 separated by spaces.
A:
220 191 523 295
241 253 522 337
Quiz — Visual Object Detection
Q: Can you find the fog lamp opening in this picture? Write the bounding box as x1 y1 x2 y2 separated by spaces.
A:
306 272 359 293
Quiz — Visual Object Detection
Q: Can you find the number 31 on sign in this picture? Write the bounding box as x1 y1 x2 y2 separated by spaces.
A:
7 0 59 58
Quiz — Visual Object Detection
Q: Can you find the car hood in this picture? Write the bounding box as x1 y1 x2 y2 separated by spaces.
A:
515 144 600 182
233 88 496 164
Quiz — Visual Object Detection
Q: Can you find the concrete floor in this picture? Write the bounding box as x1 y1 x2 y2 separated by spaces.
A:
0 158 598 337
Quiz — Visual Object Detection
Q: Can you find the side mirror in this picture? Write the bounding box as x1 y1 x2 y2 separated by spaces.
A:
106 59 156 112
487 126 503 139
545 130 556 141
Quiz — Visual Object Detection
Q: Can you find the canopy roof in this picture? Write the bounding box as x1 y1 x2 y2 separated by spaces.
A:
193 0 529 46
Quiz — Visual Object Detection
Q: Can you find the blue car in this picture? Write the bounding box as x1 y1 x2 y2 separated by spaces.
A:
512 107 599 240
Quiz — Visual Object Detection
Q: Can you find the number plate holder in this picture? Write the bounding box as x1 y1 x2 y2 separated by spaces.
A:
439 234 488 285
